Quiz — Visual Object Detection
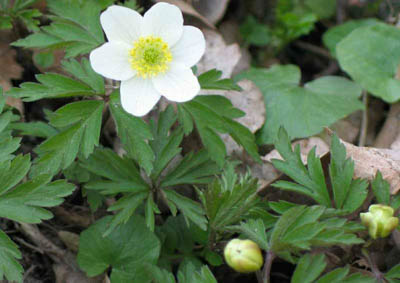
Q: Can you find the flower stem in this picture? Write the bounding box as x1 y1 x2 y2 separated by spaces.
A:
261 251 275 283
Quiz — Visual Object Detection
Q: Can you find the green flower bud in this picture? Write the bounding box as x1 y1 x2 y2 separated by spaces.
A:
224 239 263 273
360 204 399 239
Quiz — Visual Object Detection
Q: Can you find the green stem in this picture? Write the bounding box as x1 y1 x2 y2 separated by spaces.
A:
261 251 275 283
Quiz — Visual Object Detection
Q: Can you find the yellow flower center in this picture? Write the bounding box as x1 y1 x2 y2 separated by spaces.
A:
129 36 172 79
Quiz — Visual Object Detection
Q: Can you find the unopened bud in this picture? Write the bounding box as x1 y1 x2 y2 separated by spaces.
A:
360 204 399 239
224 239 263 273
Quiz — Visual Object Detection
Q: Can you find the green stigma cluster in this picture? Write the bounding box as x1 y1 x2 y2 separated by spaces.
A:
129 36 172 78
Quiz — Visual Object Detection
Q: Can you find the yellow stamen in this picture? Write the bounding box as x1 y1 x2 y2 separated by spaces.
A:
129 36 172 78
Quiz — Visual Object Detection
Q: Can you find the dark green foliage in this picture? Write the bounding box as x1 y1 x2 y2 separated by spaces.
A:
271 128 368 213
178 95 260 166
7 59 105 101
12 0 113 57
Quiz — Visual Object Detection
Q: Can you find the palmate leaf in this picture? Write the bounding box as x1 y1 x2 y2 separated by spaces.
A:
0 156 74 282
12 0 111 57
329 134 368 212
82 148 151 234
110 92 154 175
0 87 21 162
271 128 368 213
292 253 376 283
236 65 363 144
0 0 41 31
198 167 262 231
271 128 331 207
0 155 31 196
198 69 242 91
268 205 362 259
0 230 23 283
163 190 208 231
291 253 327 283
7 58 105 101
149 106 183 181
77 215 160 283
31 100 104 177
177 95 260 166
161 150 220 188
230 219 270 251
0 174 75 223
371 171 391 205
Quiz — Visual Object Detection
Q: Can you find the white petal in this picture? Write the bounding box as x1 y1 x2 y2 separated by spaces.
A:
90 42 135 81
100 5 142 45
120 77 161 116
142 2 183 46
152 64 200 102
172 26 205 68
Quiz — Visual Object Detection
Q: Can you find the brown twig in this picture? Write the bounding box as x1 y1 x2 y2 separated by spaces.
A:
294 41 333 60
373 102 400 148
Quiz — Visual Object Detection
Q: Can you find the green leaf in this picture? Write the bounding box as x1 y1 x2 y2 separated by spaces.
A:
291 253 327 283
198 69 242 91
337 23 400 103
386 264 400 279
230 219 269 251
178 261 217 283
105 192 149 236
192 266 218 283
329 134 368 212
11 121 58 138
323 18 380 56
342 273 375 283
303 0 336 19
199 170 261 230
163 189 208 231
0 14 12 29
12 0 109 57
316 266 349 283
371 171 391 205
271 128 331 207
149 106 183 180
178 95 260 165
31 100 104 177
0 230 23 283
161 150 220 188
0 174 75 223
110 92 155 175
0 154 31 195
145 265 176 283
270 205 325 253
81 148 150 233
77 215 160 283
0 110 21 162
158 215 198 255
240 15 271 46
33 51 54 68
236 65 363 144
82 148 149 194
7 58 104 101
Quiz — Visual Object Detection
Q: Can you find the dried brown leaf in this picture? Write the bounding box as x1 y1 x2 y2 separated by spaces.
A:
263 137 330 164
191 0 230 24
154 0 215 28
197 29 241 78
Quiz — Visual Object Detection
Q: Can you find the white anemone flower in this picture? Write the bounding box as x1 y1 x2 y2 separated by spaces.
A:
90 2 206 116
